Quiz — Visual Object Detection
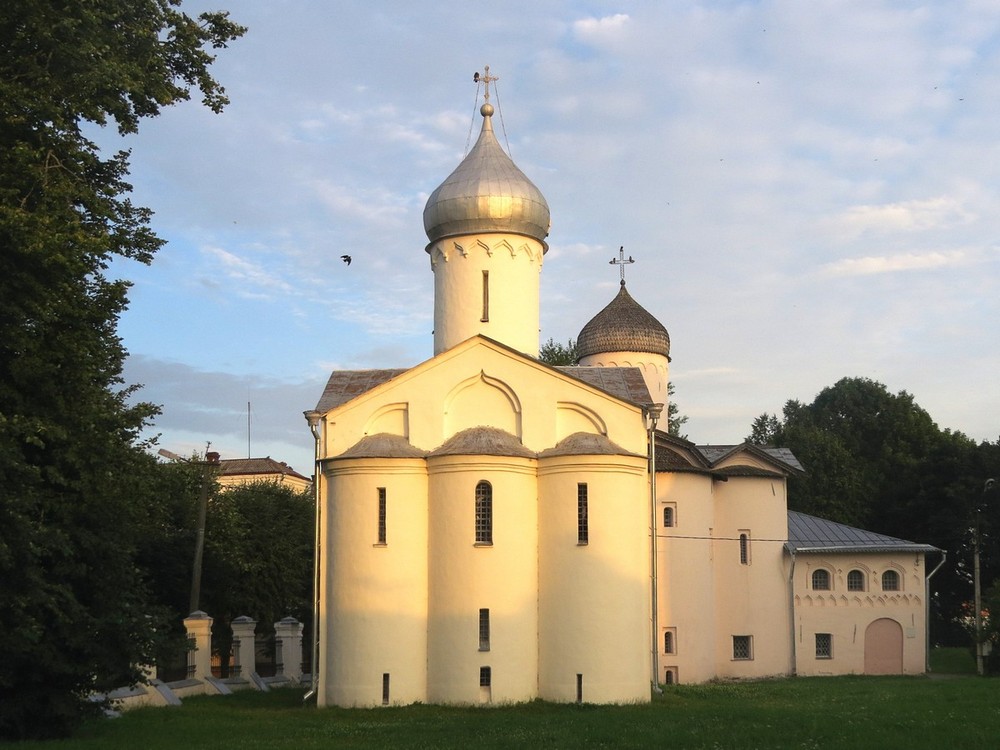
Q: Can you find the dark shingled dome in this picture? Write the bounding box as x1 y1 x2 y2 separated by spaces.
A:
576 283 670 360
423 104 550 246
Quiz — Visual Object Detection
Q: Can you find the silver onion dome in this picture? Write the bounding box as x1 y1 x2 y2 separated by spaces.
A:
423 102 550 246
577 283 671 360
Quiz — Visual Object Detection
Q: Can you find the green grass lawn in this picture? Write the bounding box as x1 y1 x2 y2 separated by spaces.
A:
24 675 1000 750
928 645 977 675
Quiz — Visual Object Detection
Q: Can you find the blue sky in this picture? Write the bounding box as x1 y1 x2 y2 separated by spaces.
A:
106 1 1000 474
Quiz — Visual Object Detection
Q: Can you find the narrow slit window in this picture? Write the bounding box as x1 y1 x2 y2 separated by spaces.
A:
381 673 390 705
377 487 387 544
577 483 589 544
475 481 493 544
576 673 583 703
739 532 750 565
663 630 675 654
481 270 489 322
479 608 490 651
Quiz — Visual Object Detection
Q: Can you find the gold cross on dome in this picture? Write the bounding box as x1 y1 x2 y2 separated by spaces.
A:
474 65 499 103
609 246 634 285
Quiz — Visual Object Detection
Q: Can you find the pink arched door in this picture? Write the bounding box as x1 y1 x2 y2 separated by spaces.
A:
864 618 903 675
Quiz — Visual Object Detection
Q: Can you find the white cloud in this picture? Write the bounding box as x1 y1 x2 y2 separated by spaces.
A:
572 13 630 42
200 245 296 295
819 250 967 277
834 197 976 236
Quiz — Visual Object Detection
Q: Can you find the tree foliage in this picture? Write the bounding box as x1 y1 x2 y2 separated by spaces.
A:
0 1 244 738
749 377 999 647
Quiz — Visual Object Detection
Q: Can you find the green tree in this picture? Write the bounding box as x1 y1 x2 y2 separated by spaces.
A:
198 482 314 674
749 377 998 647
666 381 688 439
0 2 244 738
538 337 579 366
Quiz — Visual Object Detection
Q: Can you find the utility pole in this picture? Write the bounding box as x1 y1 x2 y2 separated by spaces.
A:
158 448 221 614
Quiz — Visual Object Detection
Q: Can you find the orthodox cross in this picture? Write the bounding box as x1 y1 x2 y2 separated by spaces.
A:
473 65 499 103
609 246 635 286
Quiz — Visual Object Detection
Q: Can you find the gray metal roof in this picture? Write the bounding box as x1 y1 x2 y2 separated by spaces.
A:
787 510 938 554
576 283 670 360
423 104 550 245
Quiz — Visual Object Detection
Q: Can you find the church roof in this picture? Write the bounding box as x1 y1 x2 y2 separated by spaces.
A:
428 426 535 458
218 457 309 481
335 433 428 459
423 102 550 246
315 369 408 412
555 365 652 406
787 511 938 554
576 283 670 360
538 432 644 458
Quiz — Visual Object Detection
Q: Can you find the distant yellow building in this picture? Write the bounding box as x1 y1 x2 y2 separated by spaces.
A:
215 456 311 494
306 82 939 707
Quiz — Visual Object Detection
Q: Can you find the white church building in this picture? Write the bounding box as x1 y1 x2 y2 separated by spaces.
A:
305 79 940 707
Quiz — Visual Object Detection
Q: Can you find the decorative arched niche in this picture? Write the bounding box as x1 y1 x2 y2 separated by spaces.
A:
363 402 409 438
555 402 607 440
443 371 521 438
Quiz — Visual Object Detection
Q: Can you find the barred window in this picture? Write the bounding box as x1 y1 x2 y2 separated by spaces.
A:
663 630 675 654
479 608 490 651
663 506 674 528
815 633 832 659
479 666 491 687
882 570 900 591
577 483 589 544
811 569 831 590
475 481 492 544
382 672 390 705
377 487 387 544
739 532 750 565
732 635 752 660
847 569 865 591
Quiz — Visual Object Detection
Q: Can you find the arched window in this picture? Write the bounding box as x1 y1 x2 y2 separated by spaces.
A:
664 630 674 654
811 569 831 590
663 506 674 528
847 569 865 591
882 569 900 591
475 481 492 544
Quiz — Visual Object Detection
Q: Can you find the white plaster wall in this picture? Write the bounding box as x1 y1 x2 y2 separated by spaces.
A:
426 455 538 703
429 233 544 357
790 552 927 676
657 471 718 683
320 458 428 707
320 340 647 459
712 476 792 679
538 455 651 703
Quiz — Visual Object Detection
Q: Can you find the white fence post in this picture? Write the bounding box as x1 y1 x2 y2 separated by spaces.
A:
183 611 213 685
274 616 304 684
230 615 257 680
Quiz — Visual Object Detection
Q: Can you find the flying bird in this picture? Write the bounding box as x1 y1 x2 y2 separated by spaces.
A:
341 255 352 266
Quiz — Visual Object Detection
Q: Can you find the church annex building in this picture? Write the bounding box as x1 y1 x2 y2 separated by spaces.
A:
304 79 941 707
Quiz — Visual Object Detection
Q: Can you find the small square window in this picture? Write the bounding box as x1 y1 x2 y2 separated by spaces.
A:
733 635 753 660
815 633 832 659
